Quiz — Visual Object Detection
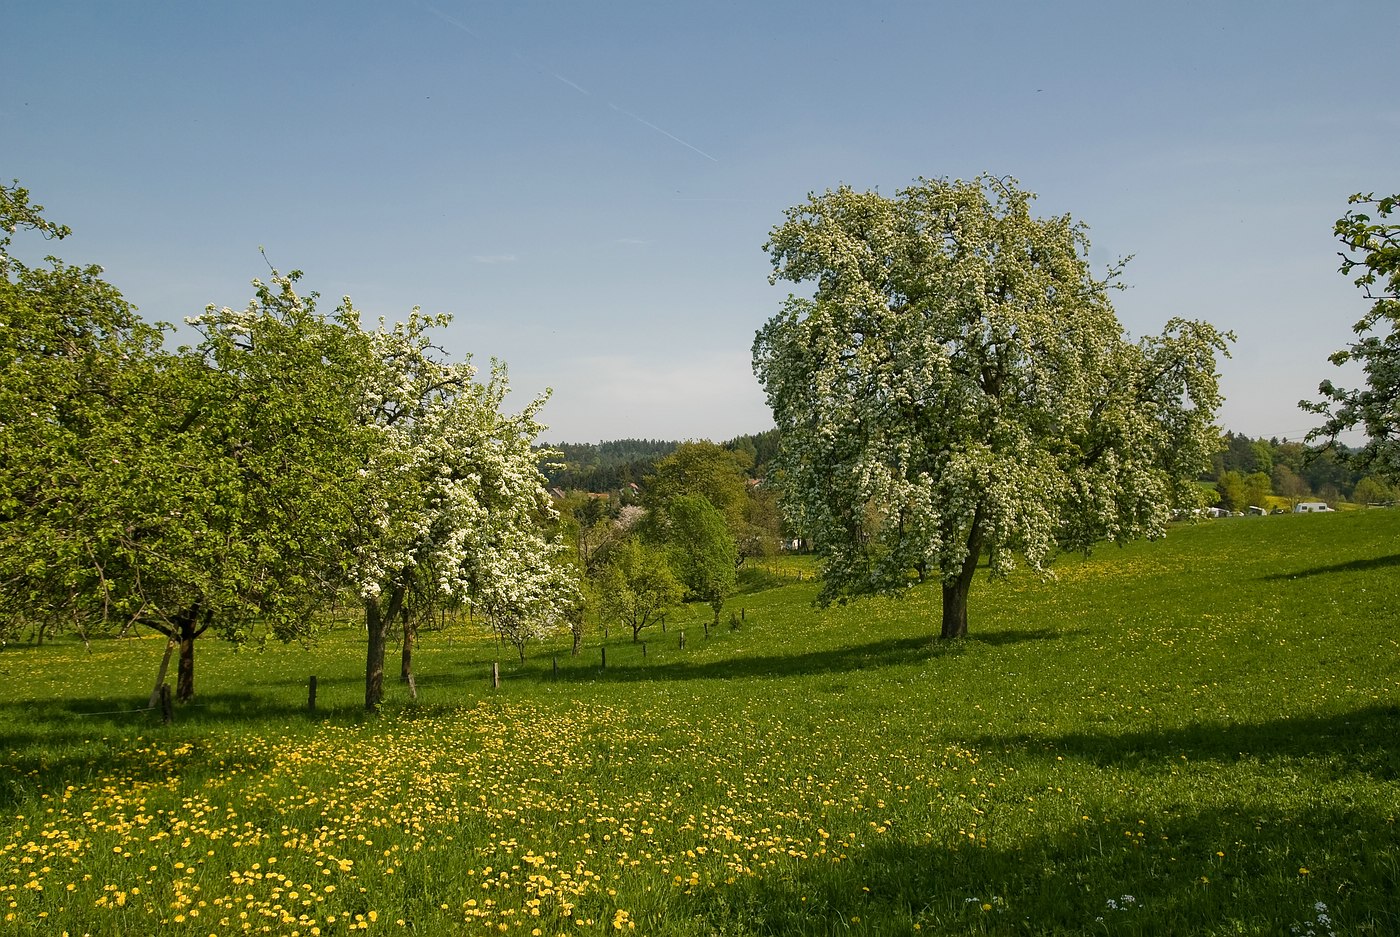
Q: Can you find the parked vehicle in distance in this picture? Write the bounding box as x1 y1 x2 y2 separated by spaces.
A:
1294 501 1334 513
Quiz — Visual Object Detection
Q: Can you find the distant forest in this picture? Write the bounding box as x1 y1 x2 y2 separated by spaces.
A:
540 430 780 491
1209 431 1388 505
540 428 1393 508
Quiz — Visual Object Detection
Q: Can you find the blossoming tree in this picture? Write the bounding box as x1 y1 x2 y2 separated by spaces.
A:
753 175 1231 639
344 308 575 709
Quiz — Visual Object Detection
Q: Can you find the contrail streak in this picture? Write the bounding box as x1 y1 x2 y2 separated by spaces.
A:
608 103 718 162
420 2 717 162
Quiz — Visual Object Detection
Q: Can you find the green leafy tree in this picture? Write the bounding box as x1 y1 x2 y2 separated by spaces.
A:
140 288 367 702
645 440 781 561
1271 464 1309 507
1300 446 1357 499
1352 474 1395 505
2 188 366 701
1243 472 1273 510
645 442 750 526
1215 472 1247 512
1272 442 1307 477
753 175 1231 639
741 482 784 558
1304 192 1400 481
1220 433 1261 474
665 494 737 625
598 538 683 642
0 183 163 646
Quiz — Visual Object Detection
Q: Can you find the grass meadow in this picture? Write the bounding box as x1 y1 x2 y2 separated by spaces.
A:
1 510 1397 936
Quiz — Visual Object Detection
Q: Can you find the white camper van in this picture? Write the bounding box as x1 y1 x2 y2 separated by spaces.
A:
1293 502 1334 513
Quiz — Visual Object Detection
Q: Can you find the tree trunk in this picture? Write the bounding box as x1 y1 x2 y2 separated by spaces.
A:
399 604 414 683
148 635 177 709
939 509 985 641
175 605 201 702
940 577 971 640
365 598 387 711
365 585 406 711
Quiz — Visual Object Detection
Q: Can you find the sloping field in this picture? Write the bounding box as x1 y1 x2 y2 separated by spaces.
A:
1 511 1396 936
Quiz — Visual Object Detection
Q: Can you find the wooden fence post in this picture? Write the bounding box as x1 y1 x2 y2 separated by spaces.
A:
601 646 607 669
159 683 173 725
308 675 317 712
552 656 558 680
679 630 686 649
642 641 647 659
491 661 500 689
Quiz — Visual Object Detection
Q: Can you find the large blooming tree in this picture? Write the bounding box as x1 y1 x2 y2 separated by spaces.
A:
753 175 1231 639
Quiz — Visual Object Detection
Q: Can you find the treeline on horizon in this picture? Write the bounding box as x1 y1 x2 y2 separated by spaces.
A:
540 430 780 492
542 428 1394 508
1210 430 1393 507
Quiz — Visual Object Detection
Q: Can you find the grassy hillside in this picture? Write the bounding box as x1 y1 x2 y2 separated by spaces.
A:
1 511 1396 935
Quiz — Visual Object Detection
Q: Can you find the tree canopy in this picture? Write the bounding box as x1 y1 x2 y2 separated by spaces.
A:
1 183 163 644
664 494 737 624
0 188 380 698
598 538 683 642
1 181 574 707
1303 192 1400 481
753 175 1231 639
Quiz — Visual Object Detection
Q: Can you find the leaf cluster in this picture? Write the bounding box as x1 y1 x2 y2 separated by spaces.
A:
1303 192 1400 481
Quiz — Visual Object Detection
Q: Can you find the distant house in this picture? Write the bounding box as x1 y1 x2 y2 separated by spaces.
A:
1294 502 1334 513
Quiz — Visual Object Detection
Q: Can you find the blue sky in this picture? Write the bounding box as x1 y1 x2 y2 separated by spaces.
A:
6 1 1397 443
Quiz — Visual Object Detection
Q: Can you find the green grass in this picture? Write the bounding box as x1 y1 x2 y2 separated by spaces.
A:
1 510 1397 936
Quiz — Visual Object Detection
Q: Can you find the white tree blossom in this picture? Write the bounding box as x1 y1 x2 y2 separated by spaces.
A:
340 305 576 707
753 175 1231 638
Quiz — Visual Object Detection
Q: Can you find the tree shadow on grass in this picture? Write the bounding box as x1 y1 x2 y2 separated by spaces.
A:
970 703 1400 781
0 707 282 811
682 799 1398 935
1261 553 1400 580
514 629 1061 685
0 687 385 807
